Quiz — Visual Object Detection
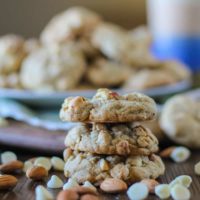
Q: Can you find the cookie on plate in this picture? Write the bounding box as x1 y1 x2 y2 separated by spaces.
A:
65 123 159 156
64 150 165 185
86 59 131 87
20 42 86 91
60 88 157 122
160 95 200 148
0 34 26 74
41 6 102 45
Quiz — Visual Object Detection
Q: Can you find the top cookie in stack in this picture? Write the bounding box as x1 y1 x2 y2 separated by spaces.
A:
60 89 165 185
60 88 157 123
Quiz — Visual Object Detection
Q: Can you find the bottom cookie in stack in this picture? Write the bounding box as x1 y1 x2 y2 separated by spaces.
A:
63 150 165 185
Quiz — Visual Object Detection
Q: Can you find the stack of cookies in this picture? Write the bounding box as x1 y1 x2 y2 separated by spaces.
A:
60 88 165 185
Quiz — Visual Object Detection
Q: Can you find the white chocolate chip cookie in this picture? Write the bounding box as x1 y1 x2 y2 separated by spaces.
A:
60 88 157 122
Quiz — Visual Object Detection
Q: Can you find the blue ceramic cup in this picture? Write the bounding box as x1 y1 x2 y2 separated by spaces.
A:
147 0 200 72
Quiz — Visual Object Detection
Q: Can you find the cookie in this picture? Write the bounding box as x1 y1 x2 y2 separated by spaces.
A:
0 34 26 74
41 7 102 45
64 150 165 185
20 42 86 91
86 59 131 87
65 123 159 156
24 38 41 54
124 69 176 90
160 95 200 148
91 23 132 64
60 88 157 122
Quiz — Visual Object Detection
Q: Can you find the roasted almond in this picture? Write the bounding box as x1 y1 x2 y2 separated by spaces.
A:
0 175 18 190
0 160 24 173
26 166 48 180
100 178 127 193
160 146 175 158
81 194 100 200
71 186 98 195
56 189 79 200
141 179 159 193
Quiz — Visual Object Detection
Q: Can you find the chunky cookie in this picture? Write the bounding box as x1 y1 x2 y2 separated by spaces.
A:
64 150 165 185
41 7 102 45
86 59 131 87
60 88 157 122
65 124 158 156
0 34 26 74
20 42 86 91
160 95 200 148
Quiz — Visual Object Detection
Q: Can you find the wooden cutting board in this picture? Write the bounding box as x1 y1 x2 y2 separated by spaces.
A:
0 120 66 154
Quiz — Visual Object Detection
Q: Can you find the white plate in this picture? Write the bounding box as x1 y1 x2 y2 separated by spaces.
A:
0 80 191 107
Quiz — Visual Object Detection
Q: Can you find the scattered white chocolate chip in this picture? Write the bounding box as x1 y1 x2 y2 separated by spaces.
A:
51 157 65 171
170 147 190 163
1 151 17 164
169 179 180 189
155 184 170 199
63 178 79 190
23 160 34 173
194 161 200 175
83 181 97 192
34 157 52 171
47 175 64 189
175 175 192 188
127 182 149 200
170 184 190 200
35 185 53 200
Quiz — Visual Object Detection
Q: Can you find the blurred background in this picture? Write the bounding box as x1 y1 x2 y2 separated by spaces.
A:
0 0 146 36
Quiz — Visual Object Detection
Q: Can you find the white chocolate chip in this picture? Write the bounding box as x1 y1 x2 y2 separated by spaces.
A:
155 184 170 199
23 160 33 173
127 182 149 200
63 178 79 190
194 161 200 175
169 179 180 189
83 181 97 192
170 184 190 200
47 175 64 189
1 151 17 164
34 157 52 171
175 175 192 188
51 157 65 171
170 147 190 163
35 185 53 200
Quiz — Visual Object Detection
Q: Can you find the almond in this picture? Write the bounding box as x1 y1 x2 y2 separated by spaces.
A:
0 160 23 173
71 186 98 195
100 178 127 193
0 175 18 190
56 189 79 200
26 166 48 180
160 147 175 158
81 194 100 200
141 179 159 193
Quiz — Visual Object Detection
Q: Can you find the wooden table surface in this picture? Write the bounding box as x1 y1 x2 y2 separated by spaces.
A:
0 147 199 200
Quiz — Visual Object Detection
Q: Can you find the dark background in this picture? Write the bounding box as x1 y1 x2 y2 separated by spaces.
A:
0 0 146 37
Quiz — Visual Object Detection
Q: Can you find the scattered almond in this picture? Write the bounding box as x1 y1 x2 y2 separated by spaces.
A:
26 166 48 180
141 179 159 193
56 189 79 200
160 146 175 158
71 186 98 195
81 194 99 200
100 178 127 193
0 160 23 173
0 175 18 190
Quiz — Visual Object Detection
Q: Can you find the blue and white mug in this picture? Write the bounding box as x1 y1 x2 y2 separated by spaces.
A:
147 0 200 72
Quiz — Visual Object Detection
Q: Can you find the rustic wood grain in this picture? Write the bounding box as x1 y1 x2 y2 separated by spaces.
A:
0 121 66 153
0 151 199 200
